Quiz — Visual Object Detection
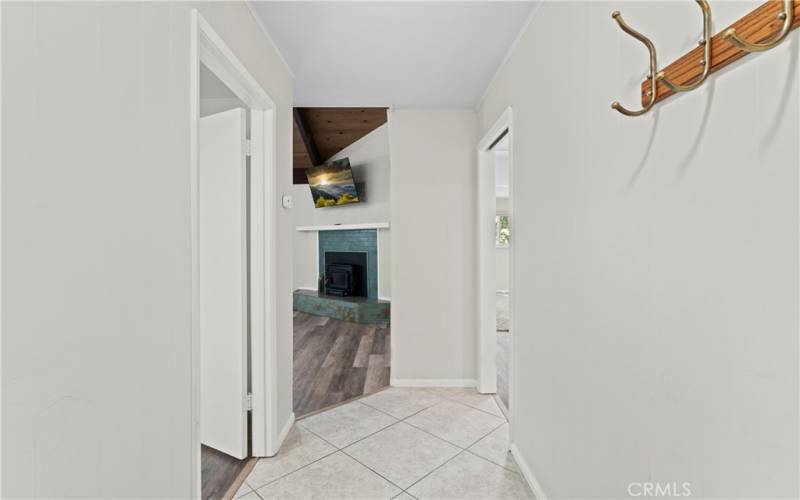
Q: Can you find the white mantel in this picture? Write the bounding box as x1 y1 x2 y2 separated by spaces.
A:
296 222 390 232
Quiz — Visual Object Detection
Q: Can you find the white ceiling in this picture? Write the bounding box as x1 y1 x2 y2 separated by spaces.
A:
248 1 537 108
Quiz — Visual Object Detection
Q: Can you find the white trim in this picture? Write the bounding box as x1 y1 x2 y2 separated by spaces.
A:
269 413 295 458
476 107 515 441
189 13 201 496
191 12 280 496
390 379 477 388
475 2 543 110
296 222 390 232
391 108 475 113
295 101 394 109
243 1 296 80
510 444 547 500
378 296 392 302
376 229 382 299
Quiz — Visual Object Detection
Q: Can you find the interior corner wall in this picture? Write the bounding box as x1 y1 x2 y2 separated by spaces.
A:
291 123 392 298
1 2 294 498
389 110 478 383
477 1 799 498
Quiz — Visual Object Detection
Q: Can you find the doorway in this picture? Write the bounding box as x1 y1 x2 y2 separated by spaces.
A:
190 10 280 499
477 108 514 421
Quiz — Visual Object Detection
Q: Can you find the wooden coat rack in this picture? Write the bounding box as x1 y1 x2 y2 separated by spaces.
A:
641 1 800 105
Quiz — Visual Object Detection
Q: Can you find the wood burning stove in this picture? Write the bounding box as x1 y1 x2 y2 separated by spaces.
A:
324 251 367 297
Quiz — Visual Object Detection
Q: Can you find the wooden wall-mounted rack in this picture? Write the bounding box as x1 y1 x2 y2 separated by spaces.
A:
641 1 800 105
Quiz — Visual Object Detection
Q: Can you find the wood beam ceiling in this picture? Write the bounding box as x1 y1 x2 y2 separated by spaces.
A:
292 107 388 184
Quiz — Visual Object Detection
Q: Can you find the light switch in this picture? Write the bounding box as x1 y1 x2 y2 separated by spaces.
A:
282 194 293 209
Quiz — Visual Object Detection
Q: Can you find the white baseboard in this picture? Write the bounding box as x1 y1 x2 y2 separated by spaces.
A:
270 412 295 457
390 378 477 388
510 443 546 500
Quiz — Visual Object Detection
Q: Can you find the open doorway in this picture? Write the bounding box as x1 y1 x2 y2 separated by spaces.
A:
190 10 280 499
290 108 392 418
493 136 511 412
477 108 514 420
198 64 252 499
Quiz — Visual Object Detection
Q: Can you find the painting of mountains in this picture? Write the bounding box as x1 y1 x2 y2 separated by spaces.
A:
307 158 361 208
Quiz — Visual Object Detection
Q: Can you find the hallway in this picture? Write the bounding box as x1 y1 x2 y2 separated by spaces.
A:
234 388 532 499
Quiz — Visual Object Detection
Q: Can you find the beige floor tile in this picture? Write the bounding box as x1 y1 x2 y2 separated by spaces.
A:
254 451 401 499
405 400 504 448
233 481 254 499
467 423 518 472
344 422 460 489
407 452 533 499
360 387 443 419
393 492 416 499
424 387 505 418
246 426 336 490
298 401 397 448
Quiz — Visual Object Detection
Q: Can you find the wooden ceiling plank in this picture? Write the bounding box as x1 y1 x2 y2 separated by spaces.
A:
293 108 322 167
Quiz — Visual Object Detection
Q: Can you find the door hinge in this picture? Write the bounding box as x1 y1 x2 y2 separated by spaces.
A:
246 392 253 412
245 139 252 157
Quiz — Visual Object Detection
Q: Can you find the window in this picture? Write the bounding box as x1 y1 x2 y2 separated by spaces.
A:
496 215 510 247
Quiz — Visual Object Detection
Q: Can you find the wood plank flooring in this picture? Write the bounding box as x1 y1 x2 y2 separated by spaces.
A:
201 445 251 500
294 312 390 418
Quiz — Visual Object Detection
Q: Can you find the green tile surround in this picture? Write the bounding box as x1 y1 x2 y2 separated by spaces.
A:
318 229 378 299
293 289 390 326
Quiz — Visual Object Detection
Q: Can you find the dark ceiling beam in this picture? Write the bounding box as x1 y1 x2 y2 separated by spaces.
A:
293 108 322 167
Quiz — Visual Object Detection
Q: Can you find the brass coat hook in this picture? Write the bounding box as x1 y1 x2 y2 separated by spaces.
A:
611 11 658 117
724 0 794 52
657 0 712 92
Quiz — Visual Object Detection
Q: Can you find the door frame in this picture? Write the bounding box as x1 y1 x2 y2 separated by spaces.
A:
190 9 279 497
476 107 515 432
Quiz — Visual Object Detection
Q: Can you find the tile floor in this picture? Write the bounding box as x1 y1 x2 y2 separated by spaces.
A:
234 387 534 499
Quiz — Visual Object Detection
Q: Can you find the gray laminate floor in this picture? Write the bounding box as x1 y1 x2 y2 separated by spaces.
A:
235 388 533 499
293 312 390 418
201 445 251 500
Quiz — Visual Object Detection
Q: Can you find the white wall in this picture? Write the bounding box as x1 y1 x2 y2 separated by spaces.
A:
1 2 294 498
389 110 478 384
478 1 799 498
292 124 392 298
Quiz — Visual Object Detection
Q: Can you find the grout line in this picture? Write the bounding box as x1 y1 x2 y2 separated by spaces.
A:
464 447 523 476
298 410 401 452
401 448 469 495
466 449 522 476
401 419 510 495
357 396 441 423
244 446 340 493
257 389 508 498
463 420 508 449
339 447 408 493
